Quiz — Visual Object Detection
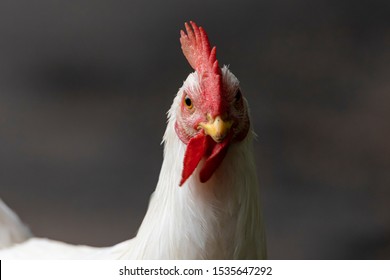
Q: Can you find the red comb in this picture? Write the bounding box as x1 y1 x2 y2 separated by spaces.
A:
180 21 222 78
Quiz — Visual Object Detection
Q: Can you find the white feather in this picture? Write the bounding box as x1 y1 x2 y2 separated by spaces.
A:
0 199 32 249
0 67 266 259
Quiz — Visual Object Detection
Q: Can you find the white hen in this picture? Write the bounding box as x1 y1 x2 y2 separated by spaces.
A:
0 21 266 259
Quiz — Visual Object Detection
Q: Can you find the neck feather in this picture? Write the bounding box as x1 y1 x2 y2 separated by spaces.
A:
119 109 266 259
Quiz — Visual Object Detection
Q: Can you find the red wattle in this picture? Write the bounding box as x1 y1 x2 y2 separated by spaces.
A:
199 139 229 183
180 132 230 186
179 132 207 186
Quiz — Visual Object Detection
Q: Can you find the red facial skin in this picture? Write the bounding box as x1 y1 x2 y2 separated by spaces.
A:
175 83 249 186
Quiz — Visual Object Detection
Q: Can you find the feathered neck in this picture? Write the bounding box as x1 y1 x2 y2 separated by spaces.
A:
117 91 266 259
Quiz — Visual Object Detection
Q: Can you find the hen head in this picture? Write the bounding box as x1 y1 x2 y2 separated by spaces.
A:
175 21 250 186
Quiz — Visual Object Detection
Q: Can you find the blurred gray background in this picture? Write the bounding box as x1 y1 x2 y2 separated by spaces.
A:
0 0 389 259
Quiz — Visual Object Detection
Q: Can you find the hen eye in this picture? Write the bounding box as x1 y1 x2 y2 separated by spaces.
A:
234 89 242 102
184 95 193 109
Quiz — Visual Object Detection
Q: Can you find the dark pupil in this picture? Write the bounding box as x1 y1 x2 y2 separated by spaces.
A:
185 97 192 106
235 89 242 101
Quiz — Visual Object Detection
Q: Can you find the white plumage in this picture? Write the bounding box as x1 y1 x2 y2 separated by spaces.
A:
0 199 32 249
0 24 266 259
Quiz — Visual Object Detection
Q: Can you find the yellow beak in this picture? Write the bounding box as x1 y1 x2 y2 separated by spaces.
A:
199 116 233 143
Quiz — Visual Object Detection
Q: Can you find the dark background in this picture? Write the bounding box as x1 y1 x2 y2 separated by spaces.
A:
0 0 389 259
